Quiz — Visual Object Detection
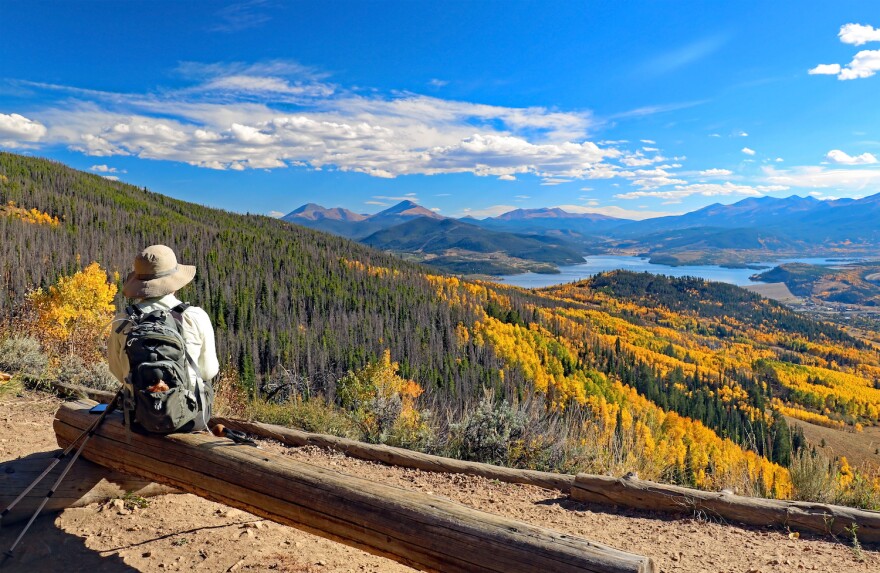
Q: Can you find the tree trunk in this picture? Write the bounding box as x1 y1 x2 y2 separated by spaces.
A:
572 473 880 542
55 401 655 573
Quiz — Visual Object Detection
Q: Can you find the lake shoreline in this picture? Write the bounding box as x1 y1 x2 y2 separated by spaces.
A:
494 255 869 289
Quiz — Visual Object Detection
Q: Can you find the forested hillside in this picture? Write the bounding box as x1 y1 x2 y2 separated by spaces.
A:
3 152 880 506
550 272 880 433
0 152 507 396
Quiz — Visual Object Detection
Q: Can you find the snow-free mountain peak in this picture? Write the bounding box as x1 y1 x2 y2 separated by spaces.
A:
283 203 367 222
373 200 444 220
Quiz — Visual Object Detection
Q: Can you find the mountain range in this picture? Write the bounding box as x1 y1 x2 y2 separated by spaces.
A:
282 191 880 273
284 200 591 273
283 200 442 239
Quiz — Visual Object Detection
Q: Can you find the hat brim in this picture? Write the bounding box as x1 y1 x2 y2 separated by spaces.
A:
122 264 196 299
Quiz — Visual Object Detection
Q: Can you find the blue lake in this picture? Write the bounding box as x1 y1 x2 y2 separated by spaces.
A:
496 256 863 289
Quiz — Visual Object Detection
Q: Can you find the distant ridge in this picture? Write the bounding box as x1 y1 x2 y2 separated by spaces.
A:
283 203 366 222
610 192 880 244
493 207 621 222
473 206 627 238
361 216 584 272
283 199 444 238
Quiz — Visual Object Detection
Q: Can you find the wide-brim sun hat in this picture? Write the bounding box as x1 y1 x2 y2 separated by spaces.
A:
122 244 196 299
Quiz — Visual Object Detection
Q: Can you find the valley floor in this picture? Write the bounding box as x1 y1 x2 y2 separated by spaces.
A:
1 391 878 573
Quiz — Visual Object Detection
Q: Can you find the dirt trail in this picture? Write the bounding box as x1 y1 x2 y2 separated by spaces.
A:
1 392 878 573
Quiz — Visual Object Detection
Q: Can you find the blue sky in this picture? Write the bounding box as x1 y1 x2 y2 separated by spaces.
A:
1 1 880 220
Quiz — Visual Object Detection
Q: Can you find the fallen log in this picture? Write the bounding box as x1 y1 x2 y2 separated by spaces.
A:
0 450 174 525
213 416 575 493
56 401 655 573
572 473 880 543
48 381 117 403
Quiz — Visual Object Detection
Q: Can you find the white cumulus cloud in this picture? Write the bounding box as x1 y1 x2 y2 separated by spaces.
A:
811 24 880 80
89 164 126 173
763 165 880 191
839 23 880 46
838 50 880 80
0 60 718 192
741 147 756 156
0 113 47 147
825 149 878 165
809 63 842 75
540 178 572 186
9 69 627 181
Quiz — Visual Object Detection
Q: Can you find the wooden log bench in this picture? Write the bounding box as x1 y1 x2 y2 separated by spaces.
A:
55 401 655 573
572 473 880 543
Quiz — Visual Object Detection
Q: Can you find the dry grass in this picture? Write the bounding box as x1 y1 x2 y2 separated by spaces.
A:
786 415 880 467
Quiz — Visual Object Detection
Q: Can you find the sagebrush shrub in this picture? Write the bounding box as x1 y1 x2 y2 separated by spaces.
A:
450 395 525 465
57 354 89 386
789 448 835 503
56 355 119 392
0 336 48 377
86 361 121 392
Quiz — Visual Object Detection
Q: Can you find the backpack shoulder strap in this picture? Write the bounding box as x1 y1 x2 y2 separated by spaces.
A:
169 303 201 376
170 302 191 323
114 304 143 333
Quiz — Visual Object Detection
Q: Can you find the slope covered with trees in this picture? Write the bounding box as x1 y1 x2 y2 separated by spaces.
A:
3 152 880 506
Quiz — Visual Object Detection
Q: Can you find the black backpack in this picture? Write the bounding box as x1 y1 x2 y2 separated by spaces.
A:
119 303 208 434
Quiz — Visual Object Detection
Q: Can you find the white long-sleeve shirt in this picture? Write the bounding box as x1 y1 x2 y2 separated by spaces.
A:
108 293 219 384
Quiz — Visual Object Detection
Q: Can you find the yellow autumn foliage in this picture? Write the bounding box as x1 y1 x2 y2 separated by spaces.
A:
766 360 880 422
26 262 118 361
2 201 60 227
336 349 426 445
472 315 792 497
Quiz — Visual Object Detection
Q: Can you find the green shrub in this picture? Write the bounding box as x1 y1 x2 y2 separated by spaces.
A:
383 408 436 452
789 448 835 503
0 336 48 377
248 398 361 439
86 361 121 392
448 395 525 466
835 473 880 511
55 356 119 392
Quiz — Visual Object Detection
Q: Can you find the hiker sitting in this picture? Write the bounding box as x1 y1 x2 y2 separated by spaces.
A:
108 244 218 433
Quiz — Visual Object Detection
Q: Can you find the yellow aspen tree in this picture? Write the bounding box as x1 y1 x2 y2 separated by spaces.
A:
27 262 118 361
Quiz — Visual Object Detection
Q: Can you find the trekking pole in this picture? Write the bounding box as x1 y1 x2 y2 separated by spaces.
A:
0 390 121 522
1 393 120 567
